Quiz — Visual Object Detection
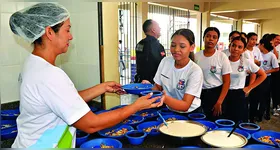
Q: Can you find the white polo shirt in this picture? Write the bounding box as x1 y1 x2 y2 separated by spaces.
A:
260 52 279 76
154 56 203 113
276 44 280 63
195 50 232 89
229 58 260 89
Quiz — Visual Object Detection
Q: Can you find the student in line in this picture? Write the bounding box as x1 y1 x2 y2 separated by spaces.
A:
222 30 241 57
224 36 266 123
254 35 279 121
195 27 232 121
143 29 204 114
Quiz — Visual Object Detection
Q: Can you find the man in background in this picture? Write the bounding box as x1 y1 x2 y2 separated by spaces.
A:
135 19 166 83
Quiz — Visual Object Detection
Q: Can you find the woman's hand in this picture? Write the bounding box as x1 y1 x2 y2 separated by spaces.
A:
103 81 123 94
132 92 164 111
141 80 151 84
243 86 252 97
212 101 222 116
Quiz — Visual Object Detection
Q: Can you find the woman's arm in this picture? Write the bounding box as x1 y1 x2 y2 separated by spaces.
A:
78 81 122 103
73 93 164 133
264 68 279 74
244 69 266 95
212 74 230 116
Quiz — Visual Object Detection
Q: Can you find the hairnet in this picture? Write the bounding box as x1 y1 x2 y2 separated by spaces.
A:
9 3 70 43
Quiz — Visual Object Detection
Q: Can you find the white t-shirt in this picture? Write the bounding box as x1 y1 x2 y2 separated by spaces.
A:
276 44 280 63
229 58 259 89
222 49 230 57
260 52 279 76
195 50 232 89
12 54 90 148
153 56 203 113
253 46 263 61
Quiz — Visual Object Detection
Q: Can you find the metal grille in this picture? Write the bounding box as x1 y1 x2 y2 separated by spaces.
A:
148 3 198 55
118 2 137 85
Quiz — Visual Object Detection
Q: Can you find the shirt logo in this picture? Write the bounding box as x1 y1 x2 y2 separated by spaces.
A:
238 65 244 72
161 51 166 56
210 66 217 73
177 79 186 90
263 60 268 65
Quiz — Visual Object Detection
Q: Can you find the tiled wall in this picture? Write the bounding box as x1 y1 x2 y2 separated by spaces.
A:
0 1 100 104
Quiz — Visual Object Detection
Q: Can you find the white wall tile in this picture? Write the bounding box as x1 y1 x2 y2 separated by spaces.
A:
0 65 21 103
1 2 17 13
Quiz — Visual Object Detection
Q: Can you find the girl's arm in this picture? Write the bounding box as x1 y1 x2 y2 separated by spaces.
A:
212 74 230 116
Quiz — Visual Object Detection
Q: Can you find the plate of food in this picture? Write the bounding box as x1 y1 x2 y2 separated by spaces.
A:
98 124 133 139
122 83 153 95
133 109 158 119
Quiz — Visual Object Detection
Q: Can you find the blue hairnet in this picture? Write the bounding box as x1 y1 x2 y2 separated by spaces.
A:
9 3 70 43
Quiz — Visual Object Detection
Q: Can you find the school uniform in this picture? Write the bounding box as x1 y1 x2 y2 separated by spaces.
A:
195 50 232 121
154 56 203 114
225 58 259 123
243 47 263 122
257 52 279 119
271 45 280 110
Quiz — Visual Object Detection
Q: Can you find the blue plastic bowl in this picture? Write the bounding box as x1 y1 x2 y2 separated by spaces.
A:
125 130 147 145
134 109 158 119
1 109 20 120
89 106 98 112
140 90 163 103
196 120 218 131
158 107 175 115
244 144 275 148
179 146 200 148
80 138 122 148
136 121 161 136
1 126 17 140
239 122 261 134
188 113 206 120
122 116 145 126
94 110 109 115
122 83 153 95
98 125 134 139
215 127 251 140
109 105 127 111
1 120 17 130
76 130 90 147
252 130 280 147
215 119 235 128
156 114 188 122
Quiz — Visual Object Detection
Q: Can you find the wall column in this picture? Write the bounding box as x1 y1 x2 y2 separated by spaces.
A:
102 2 120 109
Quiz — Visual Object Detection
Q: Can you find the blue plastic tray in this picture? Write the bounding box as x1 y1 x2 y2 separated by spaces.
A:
122 83 153 95
156 114 188 122
98 124 133 139
1 120 17 130
1 126 17 140
122 116 145 126
136 121 162 136
133 109 158 119
140 90 162 103
80 138 122 148
1 109 20 120
252 130 280 147
195 120 218 131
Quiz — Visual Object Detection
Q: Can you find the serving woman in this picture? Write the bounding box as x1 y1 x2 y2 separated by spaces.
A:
9 3 163 148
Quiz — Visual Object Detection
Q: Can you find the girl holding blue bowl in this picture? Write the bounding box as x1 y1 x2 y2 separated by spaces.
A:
143 29 203 114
